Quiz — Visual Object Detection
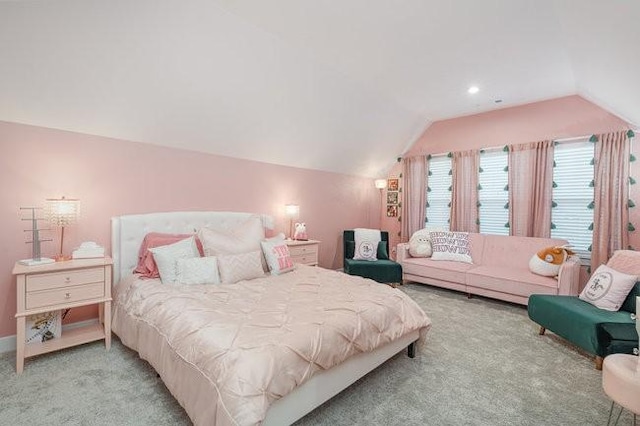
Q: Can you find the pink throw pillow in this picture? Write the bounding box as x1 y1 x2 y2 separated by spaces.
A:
134 232 204 278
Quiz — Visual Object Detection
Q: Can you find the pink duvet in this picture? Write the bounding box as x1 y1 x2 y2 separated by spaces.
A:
112 265 431 425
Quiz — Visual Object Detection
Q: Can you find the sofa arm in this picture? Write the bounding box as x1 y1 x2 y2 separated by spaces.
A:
397 243 410 263
557 256 581 295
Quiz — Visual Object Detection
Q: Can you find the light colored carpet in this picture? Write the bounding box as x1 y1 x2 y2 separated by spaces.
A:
0 284 631 425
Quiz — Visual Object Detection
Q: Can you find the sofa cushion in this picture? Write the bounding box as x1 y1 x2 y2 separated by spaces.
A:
466 265 558 297
402 257 475 283
480 234 567 268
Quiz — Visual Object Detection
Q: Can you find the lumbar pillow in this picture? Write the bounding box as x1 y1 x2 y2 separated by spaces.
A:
217 250 265 284
579 264 638 311
529 245 575 277
175 256 220 285
377 241 389 260
430 231 472 263
408 229 433 258
353 228 381 261
261 233 294 275
149 236 200 284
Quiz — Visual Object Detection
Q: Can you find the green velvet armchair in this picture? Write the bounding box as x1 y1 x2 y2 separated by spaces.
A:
343 230 402 285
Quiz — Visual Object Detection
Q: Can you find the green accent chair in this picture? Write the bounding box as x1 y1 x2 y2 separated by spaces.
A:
528 282 639 370
343 230 402 285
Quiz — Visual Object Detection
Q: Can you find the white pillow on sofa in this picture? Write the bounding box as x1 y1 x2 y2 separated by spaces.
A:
430 231 473 264
579 264 638 311
149 236 200 284
408 226 445 258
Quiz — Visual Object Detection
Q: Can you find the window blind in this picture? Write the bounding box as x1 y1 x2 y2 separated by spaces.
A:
426 155 451 230
479 149 509 235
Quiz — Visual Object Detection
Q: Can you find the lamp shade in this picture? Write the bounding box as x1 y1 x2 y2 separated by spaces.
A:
45 197 80 227
374 179 387 190
284 204 300 219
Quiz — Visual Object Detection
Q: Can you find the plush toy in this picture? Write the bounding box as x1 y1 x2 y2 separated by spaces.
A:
409 229 434 258
529 245 575 277
293 222 308 241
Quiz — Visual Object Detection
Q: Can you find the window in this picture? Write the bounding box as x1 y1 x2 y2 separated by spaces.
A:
551 139 595 261
426 155 451 230
478 149 509 235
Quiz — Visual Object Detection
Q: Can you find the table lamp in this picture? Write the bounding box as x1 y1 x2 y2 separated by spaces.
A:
45 196 80 261
284 204 300 240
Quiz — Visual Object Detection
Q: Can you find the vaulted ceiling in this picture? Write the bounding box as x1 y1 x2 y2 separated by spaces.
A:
1 1 638 177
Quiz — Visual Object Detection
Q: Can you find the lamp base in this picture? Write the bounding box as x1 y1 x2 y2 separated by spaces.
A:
18 258 55 266
54 254 72 262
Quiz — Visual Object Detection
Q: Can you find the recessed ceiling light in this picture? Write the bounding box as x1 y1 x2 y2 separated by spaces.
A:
468 86 479 94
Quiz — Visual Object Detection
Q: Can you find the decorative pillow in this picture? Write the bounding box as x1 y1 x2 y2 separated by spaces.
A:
579 264 638 311
353 228 381 261
217 250 265 284
134 232 204 278
175 256 220 285
430 231 473 264
529 245 574 277
198 216 266 270
261 234 294 275
149 237 200 284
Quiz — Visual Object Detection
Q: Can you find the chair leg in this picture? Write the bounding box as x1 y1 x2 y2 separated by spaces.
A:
613 405 623 426
607 401 615 426
538 326 546 335
596 356 604 370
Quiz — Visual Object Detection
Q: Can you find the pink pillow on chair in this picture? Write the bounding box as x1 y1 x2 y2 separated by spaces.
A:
134 233 204 278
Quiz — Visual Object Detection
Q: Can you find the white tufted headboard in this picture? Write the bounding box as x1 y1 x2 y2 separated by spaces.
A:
111 211 274 284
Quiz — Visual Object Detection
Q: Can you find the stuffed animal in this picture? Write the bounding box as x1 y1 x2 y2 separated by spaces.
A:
293 222 308 241
409 229 433 258
529 245 575 277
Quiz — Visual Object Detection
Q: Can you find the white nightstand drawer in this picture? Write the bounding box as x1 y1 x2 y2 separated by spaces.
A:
288 245 318 257
26 268 104 292
291 254 317 265
26 282 105 310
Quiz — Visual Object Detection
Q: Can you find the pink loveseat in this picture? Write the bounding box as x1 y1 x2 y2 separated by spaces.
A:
397 233 581 305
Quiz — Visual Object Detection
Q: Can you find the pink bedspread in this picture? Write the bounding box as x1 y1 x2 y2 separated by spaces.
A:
112 265 431 425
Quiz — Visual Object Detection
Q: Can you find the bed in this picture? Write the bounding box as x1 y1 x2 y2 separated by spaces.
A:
111 211 431 425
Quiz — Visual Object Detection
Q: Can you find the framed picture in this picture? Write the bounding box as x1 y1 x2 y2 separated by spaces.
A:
387 178 399 191
386 191 399 205
386 205 398 217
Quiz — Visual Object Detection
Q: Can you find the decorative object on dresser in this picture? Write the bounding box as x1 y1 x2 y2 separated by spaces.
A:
293 222 308 241
18 206 54 266
284 204 300 240
72 241 105 259
45 196 80 261
285 239 320 266
13 257 113 374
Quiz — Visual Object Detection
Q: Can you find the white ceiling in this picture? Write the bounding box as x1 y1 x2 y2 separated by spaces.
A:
1 1 638 177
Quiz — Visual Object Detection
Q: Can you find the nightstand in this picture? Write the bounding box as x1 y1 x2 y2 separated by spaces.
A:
13 257 113 374
286 240 320 266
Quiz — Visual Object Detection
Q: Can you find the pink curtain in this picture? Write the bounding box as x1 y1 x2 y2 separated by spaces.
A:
450 150 479 232
508 140 554 237
591 131 631 269
401 156 428 241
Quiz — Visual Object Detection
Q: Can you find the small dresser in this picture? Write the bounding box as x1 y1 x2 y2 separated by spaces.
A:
13 257 113 374
286 240 320 266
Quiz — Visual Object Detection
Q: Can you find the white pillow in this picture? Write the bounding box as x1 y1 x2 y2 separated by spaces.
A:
408 227 444 258
149 237 200 284
175 256 220 285
579 264 638 311
430 231 473 264
261 233 294 275
197 216 267 270
353 228 381 261
217 250 265 284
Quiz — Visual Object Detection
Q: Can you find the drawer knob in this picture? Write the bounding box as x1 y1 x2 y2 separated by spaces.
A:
65 292 71 299
65 277 71 283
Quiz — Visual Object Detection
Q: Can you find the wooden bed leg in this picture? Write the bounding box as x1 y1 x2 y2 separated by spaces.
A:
538 326 546 335
595 356 604 371
407 341 416 359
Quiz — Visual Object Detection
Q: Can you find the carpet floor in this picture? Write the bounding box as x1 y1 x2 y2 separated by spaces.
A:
0 283 631 425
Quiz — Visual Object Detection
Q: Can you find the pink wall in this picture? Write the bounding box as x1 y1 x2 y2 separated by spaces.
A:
0 121 380 338
388 95 639 268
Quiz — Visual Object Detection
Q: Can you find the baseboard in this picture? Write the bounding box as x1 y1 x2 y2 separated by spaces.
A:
0 318 100 354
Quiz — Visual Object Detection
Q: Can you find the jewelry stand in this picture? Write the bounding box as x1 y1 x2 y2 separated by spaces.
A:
18 207 54 266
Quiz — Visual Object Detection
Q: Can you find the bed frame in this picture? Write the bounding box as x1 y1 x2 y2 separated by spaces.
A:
111 211 418 425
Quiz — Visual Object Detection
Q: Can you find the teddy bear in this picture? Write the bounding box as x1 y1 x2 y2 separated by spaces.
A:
409 229 433 258
529 245 575 278
293 222 308 241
